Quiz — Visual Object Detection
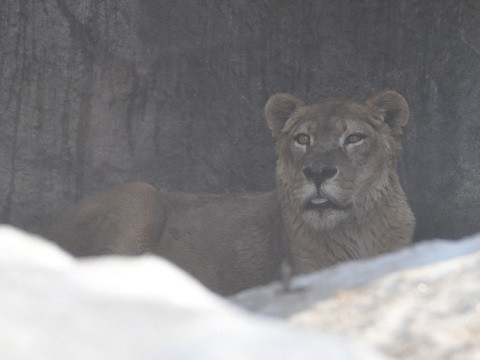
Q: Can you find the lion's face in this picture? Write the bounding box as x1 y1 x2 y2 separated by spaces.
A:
265 91 409 230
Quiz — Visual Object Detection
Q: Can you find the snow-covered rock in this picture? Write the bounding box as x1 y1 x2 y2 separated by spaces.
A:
232 234 480 359
4 225 480 360
0 226 380 360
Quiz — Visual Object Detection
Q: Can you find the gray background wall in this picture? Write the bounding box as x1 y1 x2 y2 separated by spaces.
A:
1 0 479 241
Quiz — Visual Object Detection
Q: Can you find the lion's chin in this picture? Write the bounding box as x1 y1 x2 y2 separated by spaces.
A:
301 206 351 231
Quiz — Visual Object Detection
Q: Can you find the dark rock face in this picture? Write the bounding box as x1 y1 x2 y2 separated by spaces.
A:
1 0 479 241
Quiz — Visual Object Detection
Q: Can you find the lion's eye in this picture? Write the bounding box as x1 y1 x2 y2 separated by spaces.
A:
345 133 366 145
294 133 310 146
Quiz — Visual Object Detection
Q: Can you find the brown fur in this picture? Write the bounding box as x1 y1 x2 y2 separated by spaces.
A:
44 91 415 295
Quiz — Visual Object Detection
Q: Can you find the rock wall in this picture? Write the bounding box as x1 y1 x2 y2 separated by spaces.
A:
1 0 479 240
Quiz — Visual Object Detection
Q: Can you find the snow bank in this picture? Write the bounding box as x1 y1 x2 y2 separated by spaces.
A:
5 225 479 359
0 226 380 360
232 233 480 359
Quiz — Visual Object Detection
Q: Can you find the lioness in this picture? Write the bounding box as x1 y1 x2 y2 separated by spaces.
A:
44 91 415 295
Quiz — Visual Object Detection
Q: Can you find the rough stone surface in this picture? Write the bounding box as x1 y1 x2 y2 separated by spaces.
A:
290 255 480 359
232 233 480 359
0 225 382 360
1 1 479 240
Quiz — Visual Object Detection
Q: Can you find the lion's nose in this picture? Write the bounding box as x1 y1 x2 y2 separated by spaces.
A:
303 164 338 187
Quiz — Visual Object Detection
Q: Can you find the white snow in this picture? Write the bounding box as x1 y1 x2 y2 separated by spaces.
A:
4 224 480 359
232 233 480 359
0 226 381 360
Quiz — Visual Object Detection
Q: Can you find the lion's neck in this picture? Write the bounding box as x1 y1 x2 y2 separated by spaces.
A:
277 172 411 274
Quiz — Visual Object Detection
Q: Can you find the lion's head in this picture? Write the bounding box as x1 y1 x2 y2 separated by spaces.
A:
265 91 409 230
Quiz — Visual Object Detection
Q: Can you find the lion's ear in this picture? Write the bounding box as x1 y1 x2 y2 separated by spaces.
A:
367 91 409 139
265 93 304 139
